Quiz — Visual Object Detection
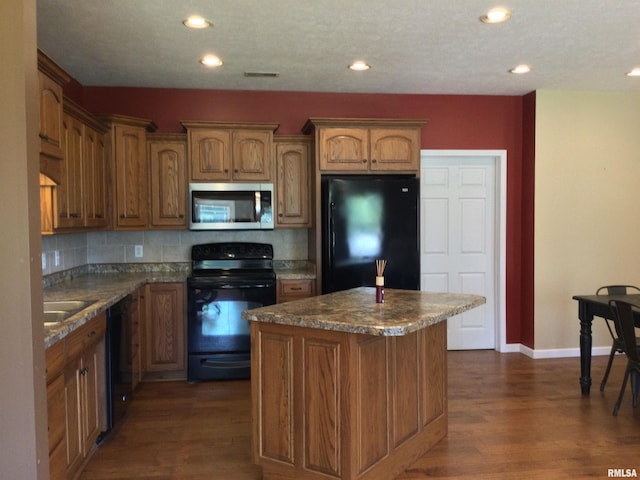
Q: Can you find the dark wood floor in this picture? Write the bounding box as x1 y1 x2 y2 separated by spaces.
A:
80 351 640 480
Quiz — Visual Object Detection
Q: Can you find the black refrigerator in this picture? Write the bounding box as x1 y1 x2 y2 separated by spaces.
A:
321 175 420 294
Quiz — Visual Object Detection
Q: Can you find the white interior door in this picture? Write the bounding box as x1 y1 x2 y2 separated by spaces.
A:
420 155 496 350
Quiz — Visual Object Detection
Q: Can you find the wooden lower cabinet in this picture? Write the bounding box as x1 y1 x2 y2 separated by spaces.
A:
46 313 106 480
251 320 447 480
276 279 315 303
46 340 66 480
144 282 186 379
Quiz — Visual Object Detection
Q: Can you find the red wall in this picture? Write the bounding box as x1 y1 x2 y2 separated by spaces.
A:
77 86 530 346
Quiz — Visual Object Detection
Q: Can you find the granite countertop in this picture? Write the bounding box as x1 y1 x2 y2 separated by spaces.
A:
274 262 316 280
43 269 188 348
242 287 486 336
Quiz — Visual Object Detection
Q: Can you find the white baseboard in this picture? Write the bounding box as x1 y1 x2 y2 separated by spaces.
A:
512 344 612 359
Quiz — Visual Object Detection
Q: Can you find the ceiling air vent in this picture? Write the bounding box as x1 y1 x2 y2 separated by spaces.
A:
244 71 280 78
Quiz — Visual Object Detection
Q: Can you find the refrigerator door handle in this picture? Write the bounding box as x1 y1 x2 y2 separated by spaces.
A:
328 202 335 271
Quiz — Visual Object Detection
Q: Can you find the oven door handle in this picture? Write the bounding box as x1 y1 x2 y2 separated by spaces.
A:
201 359 251 369
214 283 275 289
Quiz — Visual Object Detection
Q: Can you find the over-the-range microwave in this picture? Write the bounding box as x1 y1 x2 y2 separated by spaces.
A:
189 183 274 230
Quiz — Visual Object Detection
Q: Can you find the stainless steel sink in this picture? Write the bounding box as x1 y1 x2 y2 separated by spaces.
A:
43 300 94 326
43 300 92 312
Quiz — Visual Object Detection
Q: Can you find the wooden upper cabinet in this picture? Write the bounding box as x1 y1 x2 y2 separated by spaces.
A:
100 115 156 230
57 112 85 229
183 121 279 182
38 52 71 164
187 128 231 181
83 125 109 228
148 133 187 228
304 118 426 174
232 129 274 181
275 136 311 227
370 127 421 171
39 72 65 160
319 127 369 171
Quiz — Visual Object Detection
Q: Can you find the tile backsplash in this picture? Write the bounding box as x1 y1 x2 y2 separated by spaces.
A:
41 229 308 276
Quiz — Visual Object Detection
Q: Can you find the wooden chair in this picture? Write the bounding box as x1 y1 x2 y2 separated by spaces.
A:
596 285 640 391
608 299 640 416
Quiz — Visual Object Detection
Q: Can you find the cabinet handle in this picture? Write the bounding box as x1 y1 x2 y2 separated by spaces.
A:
224 169 229 173
234 169 239 173
278 213 283 217
96 214 104 219
372 159 377 163
80 367 88 376
70 213 80 218
362 159 367 163
87 330 96 338
291 287 302 291
179 214 184 218
39 133 49 140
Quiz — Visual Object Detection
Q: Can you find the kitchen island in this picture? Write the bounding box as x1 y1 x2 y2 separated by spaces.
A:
243 287 485 480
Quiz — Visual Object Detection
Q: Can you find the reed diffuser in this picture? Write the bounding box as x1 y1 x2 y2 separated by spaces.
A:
375 259 387 303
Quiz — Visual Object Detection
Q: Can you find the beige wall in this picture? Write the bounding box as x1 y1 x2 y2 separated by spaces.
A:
0 0 49 478
534 90 640 350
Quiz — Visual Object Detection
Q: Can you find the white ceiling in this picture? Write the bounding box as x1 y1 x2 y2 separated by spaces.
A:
36 0 640 96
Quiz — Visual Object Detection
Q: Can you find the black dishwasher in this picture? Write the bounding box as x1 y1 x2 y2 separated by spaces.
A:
101 296 133 438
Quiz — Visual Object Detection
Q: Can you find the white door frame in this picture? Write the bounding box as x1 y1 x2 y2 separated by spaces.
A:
421 149 512 353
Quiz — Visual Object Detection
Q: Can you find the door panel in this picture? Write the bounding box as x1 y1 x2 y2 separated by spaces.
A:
421 156 495 350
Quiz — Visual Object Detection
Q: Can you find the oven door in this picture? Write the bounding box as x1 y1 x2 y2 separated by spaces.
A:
187 276 275 381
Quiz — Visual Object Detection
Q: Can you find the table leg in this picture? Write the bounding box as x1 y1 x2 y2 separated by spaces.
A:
578 302 593 395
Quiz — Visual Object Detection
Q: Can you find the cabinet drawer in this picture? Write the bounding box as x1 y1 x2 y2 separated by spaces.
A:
280 280 313 296
45 340 64 384
277 279 315 303
66 313 106 362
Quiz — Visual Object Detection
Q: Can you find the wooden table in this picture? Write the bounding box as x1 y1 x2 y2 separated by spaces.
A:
572 293 640 395
243 287 485 480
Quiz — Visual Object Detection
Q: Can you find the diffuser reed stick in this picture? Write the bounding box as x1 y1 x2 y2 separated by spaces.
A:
375 259 387 303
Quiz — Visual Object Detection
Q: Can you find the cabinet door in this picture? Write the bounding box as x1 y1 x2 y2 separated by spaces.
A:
84 126 109 228
130 287 145 389
38 71 64 159
370 128 420 171
57 113 85 228
189 129 231 181
275 140 310 227
232 129 273 181
149 139 187 228
318 127 369 171
64 360 83 478
114 125 148 228
80 345 102 456
145 283 186 374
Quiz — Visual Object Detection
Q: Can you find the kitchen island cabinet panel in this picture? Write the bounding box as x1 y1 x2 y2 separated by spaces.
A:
257 331 294 464
247 288 483 480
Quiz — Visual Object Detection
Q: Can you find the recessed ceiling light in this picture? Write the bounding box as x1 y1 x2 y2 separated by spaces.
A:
626 68 640 77
509 64 531 74
480 7 512 24
200 55 223 67
349 61 371 71
183 16 212 29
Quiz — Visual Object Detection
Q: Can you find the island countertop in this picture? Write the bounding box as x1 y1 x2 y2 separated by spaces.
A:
242 286 485 336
